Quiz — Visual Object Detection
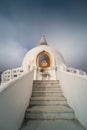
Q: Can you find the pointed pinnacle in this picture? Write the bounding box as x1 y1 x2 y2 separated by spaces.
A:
40 35 48 45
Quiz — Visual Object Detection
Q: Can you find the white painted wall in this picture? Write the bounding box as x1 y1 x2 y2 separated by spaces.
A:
0 70 34 130
34 67 57 80
58 70 87 129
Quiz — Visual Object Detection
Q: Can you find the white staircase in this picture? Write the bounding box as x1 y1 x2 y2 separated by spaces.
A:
20 80 85 130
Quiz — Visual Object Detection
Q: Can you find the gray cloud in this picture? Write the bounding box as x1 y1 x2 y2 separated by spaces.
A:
0 40 27 71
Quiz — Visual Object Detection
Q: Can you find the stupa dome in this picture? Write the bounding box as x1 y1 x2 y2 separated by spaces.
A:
22 36 65 71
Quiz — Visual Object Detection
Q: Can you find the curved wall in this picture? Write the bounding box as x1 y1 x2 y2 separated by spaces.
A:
58 70 87 129
0 70 34 130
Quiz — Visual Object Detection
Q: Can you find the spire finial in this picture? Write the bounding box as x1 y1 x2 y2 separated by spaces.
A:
39 35 48 45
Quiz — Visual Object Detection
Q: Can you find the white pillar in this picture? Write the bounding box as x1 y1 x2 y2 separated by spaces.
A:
33 67 37 80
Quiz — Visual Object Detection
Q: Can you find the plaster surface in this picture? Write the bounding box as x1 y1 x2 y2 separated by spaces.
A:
21 120 85 130
0 70 34 130
58 70 87 129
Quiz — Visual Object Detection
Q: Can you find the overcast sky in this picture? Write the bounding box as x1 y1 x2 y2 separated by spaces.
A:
0 0 87 72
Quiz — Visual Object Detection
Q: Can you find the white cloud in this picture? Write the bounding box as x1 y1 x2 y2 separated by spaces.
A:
0 40 27 71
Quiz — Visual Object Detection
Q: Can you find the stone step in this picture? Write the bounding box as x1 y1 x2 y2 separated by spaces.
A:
33 84 60 88
31 96 66 101
33 81 60 87
30 100 67 106
27 112 75 120
32 89 62 93
33 80 59 84
32 92 63 97
33 87 61 91
28 105 73 113
26 105 75 120
21 79 85 130
21 120 85 130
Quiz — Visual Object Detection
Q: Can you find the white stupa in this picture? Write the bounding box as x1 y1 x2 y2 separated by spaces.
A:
0 36 87 130
22 36 65 80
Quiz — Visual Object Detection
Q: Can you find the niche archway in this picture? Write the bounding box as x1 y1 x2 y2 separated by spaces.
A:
36 51 52 68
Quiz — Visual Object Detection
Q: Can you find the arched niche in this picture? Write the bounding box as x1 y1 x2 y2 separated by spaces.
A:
36 51 52 68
